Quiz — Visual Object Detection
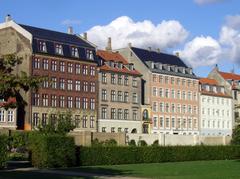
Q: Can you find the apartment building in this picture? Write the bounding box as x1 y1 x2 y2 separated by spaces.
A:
117 46 199 135
208 66 240 126
0 15 98 131
97 40 142 133
199 78 233 136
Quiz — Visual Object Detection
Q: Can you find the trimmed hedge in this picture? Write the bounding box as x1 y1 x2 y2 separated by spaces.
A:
0 135 8 168
28 133 76 168
79 145 240 166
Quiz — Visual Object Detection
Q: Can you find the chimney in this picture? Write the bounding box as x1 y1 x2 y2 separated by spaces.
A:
148 47 151 51
215 64 219 71
105 37 112 51
5 14 12 22
83 32 87 40
175 52 180 57
128 42 132 48
157 48 160 53
67 26 73 34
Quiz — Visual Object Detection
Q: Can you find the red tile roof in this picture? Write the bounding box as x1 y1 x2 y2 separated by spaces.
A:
97 50 128 64
0 98 17 108
201 90 232 98
97 50 141 76
199 78 218 85
219 71 240 80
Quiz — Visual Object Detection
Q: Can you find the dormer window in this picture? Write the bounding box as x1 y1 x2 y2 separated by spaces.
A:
151 62 155 69
175 67 178 73
118 63 123 69
189 68 193 74
71 47 79 57
55 44 63 55
213 86 217 93
159 63 162 70
182 68 185 74
221 87 225 93
167 65 171 71
129 64 134 70
86 49 94 60
39 41 47 52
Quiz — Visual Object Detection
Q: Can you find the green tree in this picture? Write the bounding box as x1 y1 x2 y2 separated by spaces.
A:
231 125 240 145
0 54 43 109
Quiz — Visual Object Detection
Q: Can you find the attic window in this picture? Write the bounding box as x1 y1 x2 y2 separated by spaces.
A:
129 64 134 70
55 44 63 55
71 47 79 58
39 41 47 52
86 49 94 60
118 63 123 69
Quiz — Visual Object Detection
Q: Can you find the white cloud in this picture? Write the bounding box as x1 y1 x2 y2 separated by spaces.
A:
194 0 226 5
225 15 240 29
177 36 222 68
61 19 81 26
86 16 188 50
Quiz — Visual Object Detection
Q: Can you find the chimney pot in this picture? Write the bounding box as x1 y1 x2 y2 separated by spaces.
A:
128 42 132 48
5 14 12 22
175 52 180 57
105 37 112 51
67 26 73 34
83 32 87 40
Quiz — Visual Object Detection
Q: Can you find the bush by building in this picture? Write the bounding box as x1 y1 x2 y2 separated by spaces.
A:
28 133 76 168
79 145 240 166
0 135 8 168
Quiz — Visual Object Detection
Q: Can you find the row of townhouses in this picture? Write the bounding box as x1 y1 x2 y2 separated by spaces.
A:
0 15 238 136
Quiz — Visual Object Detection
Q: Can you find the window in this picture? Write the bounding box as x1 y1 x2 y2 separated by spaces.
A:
124 92 129 102
172 118 175 128
33 58 40 69
177 118 181 129
102 89 107 101
59 78 65 90
32 93 40 106
75 97 81 109
188 91 192 100
83 98 88 109
111 90 116 101
66 96 72 108
160 117 164 128
124 76 129 86
153 87 157 96
102 127 106 132
153 117 158 128
111 74 116 84
67 80 73 90
39 41 47 52
171 89 175 98
166 118 170 128
55 44 63 55
124 109 129 120
86 49 94 60
182 105 186 113
75 64 81 74
111 127 115 133
171 77 175 84
182 79 186 86
0 110 5 122
133 110 137 120
159 75 163 83
102 73 107 84
153 102 158 112
111 108 116 119
90 66 95 76
177 104 181 113
165 103 169 113
90 82 95 92
7 111 14 122
42 94 48 107
42 113 47 126
102 108 107 119
59 61 65 72
118 109 123 119
133 93 138 103
118 91 123 102
33 113 39 127
118 75 123 85
132 77 137 87
171 103 175 113
75 81 81 91
71 47 79 57
90 116 94 128
188 105 192 114
43 59 49 70
159 88 163 97
90 98 95 110
51 60 57 71
118 128 122 132
51 77 57 89
165 89 169 98
152 74 157 82
83 65 88 75
51 95 57 107
82 116 87 128
43 79 49 88
188 118 192 129
83 81 88 92
165 76 169 84
67 63 73 73
183 118 187 128
124 128 128 133
159 102 164 112
182 91 186 100
177 90 181 99
59 96 65 108
177 78 180 85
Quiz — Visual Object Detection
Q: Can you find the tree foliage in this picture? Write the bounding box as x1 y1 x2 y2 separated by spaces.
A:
231 124 240 145
0 54 44 109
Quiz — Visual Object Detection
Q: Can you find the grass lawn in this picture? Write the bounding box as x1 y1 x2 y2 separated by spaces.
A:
62 160 240 179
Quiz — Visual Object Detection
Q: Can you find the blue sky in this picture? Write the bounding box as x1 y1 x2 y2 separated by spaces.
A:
1 0 240 77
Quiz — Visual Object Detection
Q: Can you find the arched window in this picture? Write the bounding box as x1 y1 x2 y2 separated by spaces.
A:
143 109 149 120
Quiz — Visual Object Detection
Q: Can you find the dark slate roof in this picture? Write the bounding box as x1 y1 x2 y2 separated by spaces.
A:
19 24 97 62
131 47 188 68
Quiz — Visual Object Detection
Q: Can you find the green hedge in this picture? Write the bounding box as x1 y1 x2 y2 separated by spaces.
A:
79 145 240 166
0 135 8 168
28 133 76 168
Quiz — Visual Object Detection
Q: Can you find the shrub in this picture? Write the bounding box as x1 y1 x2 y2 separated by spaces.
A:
8 131 30 152
0 135 8 168
79 145 240 166
231 125 240 145
104 139 117 146
128 140 136 146
152 140 159 146
138 140 147 146
28 133 76 168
